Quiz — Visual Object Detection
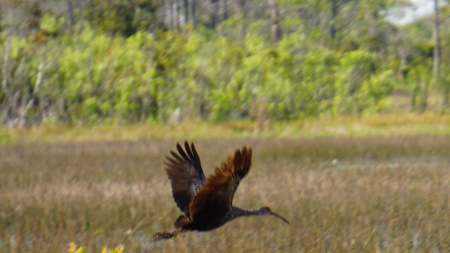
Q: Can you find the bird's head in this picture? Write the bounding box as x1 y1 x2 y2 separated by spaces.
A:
259 206 290 224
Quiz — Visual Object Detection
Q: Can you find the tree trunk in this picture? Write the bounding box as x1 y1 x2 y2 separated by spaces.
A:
238 0 248 38
162 1 169 29
170 0 177 29
223 0 228 20
432 0 446 108
162 1 167 28
419 80 428 112
445 80 450 109
183 0 189 24
169 1 175 29
67 0 75 27
330 0 338 39
268 0 281 47
211 0 220 29
191 0 196 27
0 6 2 32
433 0 441 82
175 0 180 29
2 37 11 97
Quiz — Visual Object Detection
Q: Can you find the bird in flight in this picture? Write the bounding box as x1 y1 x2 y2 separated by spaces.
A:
154 141 289 240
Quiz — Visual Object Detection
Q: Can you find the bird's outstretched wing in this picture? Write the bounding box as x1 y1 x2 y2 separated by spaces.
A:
188 146 252 219
165 141 206 215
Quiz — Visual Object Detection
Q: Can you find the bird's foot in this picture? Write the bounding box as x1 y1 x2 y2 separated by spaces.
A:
153 232 175 240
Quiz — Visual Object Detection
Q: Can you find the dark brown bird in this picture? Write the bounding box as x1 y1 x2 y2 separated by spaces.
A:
153 141 289 240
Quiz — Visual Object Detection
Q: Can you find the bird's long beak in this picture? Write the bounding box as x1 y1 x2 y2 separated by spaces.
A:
271 211 290 224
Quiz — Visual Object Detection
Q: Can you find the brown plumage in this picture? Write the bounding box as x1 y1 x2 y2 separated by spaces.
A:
153 141 289 240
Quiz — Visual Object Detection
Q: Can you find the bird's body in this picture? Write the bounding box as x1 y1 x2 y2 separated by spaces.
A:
180 206 262 232
153 141 289 240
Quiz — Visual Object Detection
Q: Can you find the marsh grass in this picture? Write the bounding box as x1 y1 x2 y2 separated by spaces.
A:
0 112 450 144
1 138 450 252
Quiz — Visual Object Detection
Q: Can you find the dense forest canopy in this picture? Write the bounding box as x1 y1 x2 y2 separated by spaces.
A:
0 0 448 127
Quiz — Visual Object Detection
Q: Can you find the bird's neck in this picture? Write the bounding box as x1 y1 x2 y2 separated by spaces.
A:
230 206 261 220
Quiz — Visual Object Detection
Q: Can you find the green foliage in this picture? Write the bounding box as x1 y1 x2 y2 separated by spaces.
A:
0 23 401 125
87 0 163 37
5 0 445 126
40 13 66 35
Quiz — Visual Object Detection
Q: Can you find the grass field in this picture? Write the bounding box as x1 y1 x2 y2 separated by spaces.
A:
1 112 450 144
1 136 450 252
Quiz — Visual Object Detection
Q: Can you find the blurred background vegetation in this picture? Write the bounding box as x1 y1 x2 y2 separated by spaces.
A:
0 0 449 128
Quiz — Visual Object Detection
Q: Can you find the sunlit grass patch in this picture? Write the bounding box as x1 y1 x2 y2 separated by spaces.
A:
1 113 450 144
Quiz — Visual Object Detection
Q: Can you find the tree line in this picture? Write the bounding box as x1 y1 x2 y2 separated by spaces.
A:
0 0 448 127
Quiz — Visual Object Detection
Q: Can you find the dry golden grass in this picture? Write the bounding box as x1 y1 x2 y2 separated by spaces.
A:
1 112 450 144
1 138 450 252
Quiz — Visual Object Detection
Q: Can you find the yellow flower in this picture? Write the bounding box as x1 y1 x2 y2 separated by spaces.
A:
116 245 124 253
68 243 77 253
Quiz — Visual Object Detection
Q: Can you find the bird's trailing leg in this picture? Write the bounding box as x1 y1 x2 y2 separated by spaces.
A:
153 232 175 240
153 229 181 241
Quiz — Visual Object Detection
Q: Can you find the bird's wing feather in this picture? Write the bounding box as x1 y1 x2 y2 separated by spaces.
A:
189 146 252 219
164 141 206 215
